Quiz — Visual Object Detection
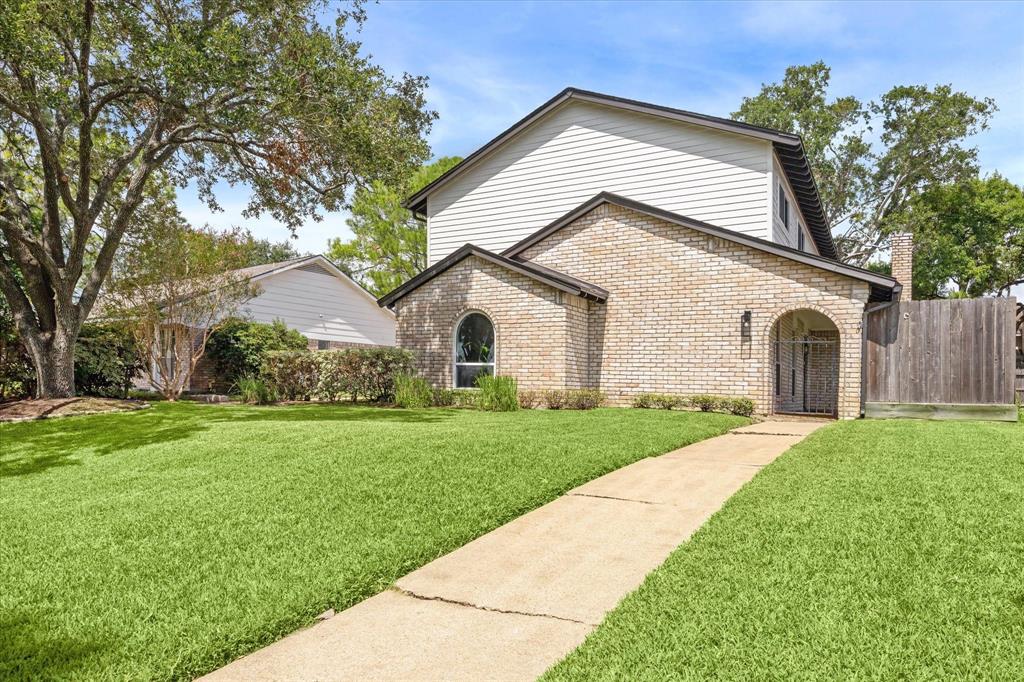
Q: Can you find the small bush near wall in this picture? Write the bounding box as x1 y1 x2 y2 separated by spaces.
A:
632 393 754 417
477 375 519 412
263 351 320 400
262 347 414 403
689 394 721 412
234 375 276 405
543 390 567 410
633 393 684 410
395 374 432 408
517 390 542 409
208 318 307 387
565 389 606 410
724 397 755 417
74 323 143 398
431 388 456 407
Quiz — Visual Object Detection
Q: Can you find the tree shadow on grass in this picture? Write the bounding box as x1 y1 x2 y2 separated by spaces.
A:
0 403 460 479
0 610 109 680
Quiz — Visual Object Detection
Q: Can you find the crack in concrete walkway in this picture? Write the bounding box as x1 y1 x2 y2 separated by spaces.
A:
393 586 594 626
201 420 826 682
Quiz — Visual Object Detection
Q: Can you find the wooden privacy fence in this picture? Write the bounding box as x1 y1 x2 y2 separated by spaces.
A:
863 298 1018 420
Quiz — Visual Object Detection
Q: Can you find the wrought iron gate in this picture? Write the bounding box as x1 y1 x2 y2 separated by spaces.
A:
772 336 839 416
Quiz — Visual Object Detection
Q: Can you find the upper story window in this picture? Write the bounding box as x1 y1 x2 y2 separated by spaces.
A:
454 312 495 388
798 227 805 252
777 184 789 227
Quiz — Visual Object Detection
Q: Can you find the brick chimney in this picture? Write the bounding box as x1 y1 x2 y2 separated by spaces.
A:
890 232 913 300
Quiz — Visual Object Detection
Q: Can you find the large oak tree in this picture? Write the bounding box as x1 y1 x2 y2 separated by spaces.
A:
0 0 434 397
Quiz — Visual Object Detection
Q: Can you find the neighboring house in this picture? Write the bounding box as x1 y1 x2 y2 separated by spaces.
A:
378 88 902 419
151 254 396 392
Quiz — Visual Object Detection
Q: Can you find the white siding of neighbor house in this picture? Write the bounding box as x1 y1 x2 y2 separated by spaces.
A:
770 154 819 255
427 100 774 265
240 263 395 345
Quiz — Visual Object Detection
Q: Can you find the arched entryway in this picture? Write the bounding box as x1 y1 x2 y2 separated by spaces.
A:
770 309 840 417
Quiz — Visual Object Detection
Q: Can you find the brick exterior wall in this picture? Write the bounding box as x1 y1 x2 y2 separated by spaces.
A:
395 202 871 418
393 256 583 390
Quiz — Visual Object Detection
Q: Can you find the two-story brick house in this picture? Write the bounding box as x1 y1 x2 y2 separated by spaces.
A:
378 88 901 419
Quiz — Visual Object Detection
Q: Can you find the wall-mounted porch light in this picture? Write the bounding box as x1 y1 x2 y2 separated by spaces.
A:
740 310 752 339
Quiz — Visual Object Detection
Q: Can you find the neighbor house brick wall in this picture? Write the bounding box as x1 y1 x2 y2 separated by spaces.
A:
393 255 588 390
519 203 869 418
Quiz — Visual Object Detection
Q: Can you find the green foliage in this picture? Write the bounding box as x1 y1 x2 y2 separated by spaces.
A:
0 401 744 679
564 389 606 410
733 62 996 265
724 397 756 417
904 174 1024 298
233 375 276 405
517 389 542 409
239 237 303 267
431 388 457 407
0 0 434 397
689 394 722 412
633 393 685 410
394 374 432 408
207 318 308 388
540 388 605 410
476 375 519 412
328 157 463 296
633 394 753 416
0 299 34 400
451 390 481 409
73 324 143 398
544 389 567 410
262 351 320 401
107 222 260 400
263 348 415 403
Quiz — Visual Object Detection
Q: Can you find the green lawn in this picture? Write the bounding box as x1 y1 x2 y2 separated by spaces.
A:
0 402 745 681
545 418 1024 680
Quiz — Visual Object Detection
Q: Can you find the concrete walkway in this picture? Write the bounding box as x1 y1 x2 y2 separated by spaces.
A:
203 420 825 682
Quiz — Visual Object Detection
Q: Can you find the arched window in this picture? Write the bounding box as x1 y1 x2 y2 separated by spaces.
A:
454 312 495 388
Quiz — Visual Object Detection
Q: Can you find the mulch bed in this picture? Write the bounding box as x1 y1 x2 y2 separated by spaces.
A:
0 397 149 423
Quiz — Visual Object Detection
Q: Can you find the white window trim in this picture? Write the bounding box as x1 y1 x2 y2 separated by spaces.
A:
452 311 496 389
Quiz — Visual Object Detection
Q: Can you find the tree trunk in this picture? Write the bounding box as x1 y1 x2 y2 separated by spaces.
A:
24 329 77 399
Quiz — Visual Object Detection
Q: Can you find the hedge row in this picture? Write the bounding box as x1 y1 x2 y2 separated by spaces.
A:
632 393 755 416
262 348 415 402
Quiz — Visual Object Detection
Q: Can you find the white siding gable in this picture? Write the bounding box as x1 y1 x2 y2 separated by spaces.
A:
241 261 395 345
427 100 773 264
770 154 819 255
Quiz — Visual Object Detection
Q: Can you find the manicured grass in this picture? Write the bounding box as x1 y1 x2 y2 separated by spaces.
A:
0 402 745 681
545 418 1024 680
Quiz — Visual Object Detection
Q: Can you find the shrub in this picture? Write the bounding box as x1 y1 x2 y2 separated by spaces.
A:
517 389 541 409
336 347 415 402
452 390 480 409
632 393 656 409
394 374 432 408
263 351 319 400
74 323 143 398
725 397 756 417
544 389 567 410
653 394 684 410
432 388 456 407
234 375 276 405
207 318 307 388
262 347 414 402
0 308 34 400
477 375 519 412
689 394 722 412
565 389 605 410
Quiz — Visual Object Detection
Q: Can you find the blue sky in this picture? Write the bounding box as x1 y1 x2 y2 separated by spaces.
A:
177 0 1024 255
